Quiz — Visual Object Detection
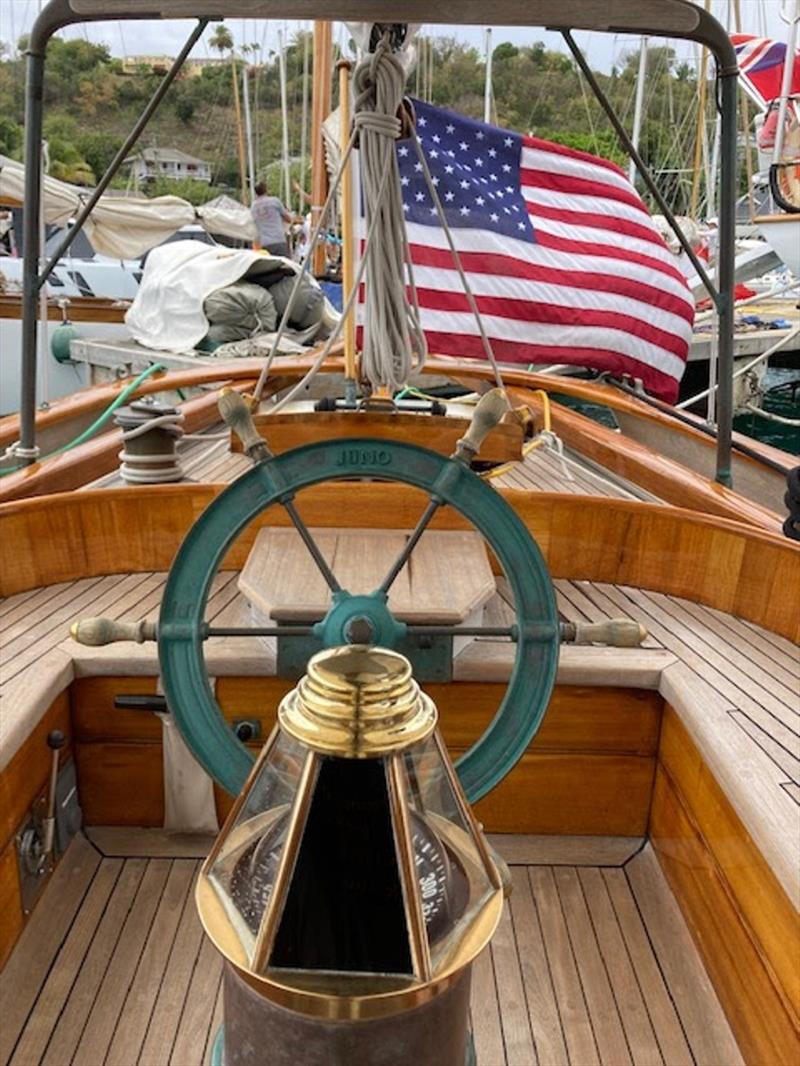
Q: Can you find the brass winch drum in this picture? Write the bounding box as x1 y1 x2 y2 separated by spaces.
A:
197 646 504 1066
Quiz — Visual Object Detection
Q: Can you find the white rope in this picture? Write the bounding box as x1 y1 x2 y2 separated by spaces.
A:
355 37 427 391
251 32 509 409
743 403 800 427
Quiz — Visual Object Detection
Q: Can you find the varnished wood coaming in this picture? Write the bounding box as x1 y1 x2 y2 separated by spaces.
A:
651 710 800 1064
0 355 789 526
0 293 129 324
0 383 259 502
2 485 797 640
70 677 661 835
506 385 785 530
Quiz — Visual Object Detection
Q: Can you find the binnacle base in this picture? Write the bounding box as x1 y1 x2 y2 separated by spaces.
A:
217 962 475 1066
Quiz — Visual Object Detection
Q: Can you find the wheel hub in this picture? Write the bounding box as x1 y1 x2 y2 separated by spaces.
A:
314 591 407 649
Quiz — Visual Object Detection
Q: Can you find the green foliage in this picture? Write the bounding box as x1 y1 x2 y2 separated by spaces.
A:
144 176 227 206
0 116 22 158
175 97 195 125
0 30 723 214
209 25 234 57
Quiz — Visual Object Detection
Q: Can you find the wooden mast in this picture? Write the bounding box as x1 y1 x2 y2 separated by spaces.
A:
310 21 333 277
231 57 248 206
337 59 356 384
690 0 711 219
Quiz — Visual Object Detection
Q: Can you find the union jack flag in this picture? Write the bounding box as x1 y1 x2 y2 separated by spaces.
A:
732 33 800 106
381 100 694 402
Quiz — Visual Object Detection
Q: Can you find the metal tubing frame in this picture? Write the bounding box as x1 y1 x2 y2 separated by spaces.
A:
561 31 718 304
20 0 740 486
39 18 209 289
19 0 207 460
561 29 738 485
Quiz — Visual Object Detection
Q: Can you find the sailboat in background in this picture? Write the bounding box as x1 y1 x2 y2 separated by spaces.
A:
732 6 800 274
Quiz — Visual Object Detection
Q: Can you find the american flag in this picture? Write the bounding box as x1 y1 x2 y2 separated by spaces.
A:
386 99 694 402
732 33 800 106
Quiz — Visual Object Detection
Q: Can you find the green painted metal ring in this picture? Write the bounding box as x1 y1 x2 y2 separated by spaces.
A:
158 438 559 804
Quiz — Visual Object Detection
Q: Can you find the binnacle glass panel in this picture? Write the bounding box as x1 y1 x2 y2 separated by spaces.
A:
207 728 306 964
401 734 495 968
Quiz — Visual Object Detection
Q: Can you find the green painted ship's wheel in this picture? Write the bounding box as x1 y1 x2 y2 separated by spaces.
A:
158 397 559 805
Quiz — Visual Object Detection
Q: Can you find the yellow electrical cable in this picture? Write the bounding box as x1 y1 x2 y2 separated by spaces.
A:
480 390 552 480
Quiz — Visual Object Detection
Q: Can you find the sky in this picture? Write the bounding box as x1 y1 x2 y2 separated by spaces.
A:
0 1 790 74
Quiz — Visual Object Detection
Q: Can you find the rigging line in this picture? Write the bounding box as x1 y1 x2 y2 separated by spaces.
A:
409 126 505 393
265 142 399 417
252 123 361 400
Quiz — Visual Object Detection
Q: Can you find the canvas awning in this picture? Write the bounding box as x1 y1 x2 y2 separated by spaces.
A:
0 156 255 258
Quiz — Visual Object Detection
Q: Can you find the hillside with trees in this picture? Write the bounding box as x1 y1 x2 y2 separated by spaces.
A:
0 29 724 215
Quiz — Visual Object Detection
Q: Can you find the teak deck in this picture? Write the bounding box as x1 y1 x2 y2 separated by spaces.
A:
3 571 796 840
0 833 741 1066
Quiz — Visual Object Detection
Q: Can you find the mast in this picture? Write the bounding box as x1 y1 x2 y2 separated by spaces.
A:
629 37 648 185
242 61 256 200
773 0 800 164
337 59 357 391
484 28 493 124
690 0 712 218
278 26 292 208
310 21 332 277
231 57 248 203
299 27 310 214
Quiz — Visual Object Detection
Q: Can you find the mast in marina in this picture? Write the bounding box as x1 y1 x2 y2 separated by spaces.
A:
310 21 333 277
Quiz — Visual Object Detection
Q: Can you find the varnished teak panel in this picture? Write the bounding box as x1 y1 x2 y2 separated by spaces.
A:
0 692 70 852
3 486 797 640
659 706 800 1018
650 767 800 1065
0 841 24 970
73 676 661 754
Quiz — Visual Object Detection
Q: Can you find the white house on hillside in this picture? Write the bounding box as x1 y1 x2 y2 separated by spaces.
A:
126 148 212 185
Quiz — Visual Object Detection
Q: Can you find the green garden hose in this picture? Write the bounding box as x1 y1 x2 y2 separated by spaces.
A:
0 363 166 476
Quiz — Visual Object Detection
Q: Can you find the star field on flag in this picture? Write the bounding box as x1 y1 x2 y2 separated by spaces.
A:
397 100 535 243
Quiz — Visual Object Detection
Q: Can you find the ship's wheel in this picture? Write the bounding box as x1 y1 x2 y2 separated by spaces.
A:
156 390 559 804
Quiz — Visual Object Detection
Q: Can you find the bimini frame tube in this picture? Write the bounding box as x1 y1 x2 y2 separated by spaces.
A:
39 18 209 289
18 0 200 463
19 0 740 486
560 29 738 487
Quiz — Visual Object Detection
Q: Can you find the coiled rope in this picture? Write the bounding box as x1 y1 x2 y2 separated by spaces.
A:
251 29 505 408
354 37 427 390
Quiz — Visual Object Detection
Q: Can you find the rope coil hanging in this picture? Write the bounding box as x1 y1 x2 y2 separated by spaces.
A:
252 25 504 408
353 37 427 391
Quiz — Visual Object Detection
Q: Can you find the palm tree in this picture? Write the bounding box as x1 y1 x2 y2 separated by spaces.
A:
209 24 234 59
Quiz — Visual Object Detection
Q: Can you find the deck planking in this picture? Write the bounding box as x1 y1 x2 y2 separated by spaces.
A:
2 834 740 1066
2 562 796 836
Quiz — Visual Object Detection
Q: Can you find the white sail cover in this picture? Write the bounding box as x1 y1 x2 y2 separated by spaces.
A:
125 239 337 351
0 155 256 257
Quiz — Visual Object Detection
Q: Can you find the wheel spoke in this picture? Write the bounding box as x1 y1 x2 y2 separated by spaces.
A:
205 625 317 638
405 624 517 639
377 497 442 596
281 499 341 593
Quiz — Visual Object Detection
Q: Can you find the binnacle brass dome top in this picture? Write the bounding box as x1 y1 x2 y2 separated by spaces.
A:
278 645 438 758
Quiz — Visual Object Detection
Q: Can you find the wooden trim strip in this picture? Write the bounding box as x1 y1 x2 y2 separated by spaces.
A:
650 765 799 1065
658 707 800 1020
2 485 797 640
2 351 785 474
507 385 783 531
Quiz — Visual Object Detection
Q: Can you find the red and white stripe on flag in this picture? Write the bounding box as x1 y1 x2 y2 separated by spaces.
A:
356 109 695 403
